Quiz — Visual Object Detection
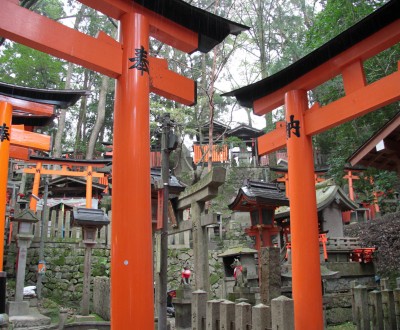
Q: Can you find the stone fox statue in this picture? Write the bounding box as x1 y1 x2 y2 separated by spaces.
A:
230 258 248 287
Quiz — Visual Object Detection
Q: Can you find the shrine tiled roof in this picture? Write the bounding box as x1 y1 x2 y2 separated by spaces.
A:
348 111 400 174
275 180 358 220
0 81 89 109
226 124 264 139
150 168 187 195
133 0 249 53
228 180 289 211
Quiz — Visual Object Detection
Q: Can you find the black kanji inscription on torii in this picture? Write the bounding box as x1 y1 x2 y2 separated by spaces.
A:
0 123 10 142
129 46 149 75
286 115 301 138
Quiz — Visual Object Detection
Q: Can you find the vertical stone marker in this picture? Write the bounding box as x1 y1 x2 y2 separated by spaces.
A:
175 167 226 293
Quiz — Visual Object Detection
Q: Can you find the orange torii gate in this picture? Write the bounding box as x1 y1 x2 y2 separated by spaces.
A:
22 156 110 211
1 84 86 274
224 1 400 328
0 105 51 272
0 1 248 327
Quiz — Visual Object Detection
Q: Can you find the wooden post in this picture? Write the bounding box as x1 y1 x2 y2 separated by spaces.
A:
111 12 154 329
86 165 92 208
29 162 42 211
285 90 324 329
0 102 12 271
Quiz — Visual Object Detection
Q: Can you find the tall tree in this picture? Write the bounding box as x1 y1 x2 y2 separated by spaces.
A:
86 75 110 159
305 0 399 180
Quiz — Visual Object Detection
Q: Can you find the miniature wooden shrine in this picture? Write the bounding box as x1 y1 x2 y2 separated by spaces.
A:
229 180 289 251
193 121 264 165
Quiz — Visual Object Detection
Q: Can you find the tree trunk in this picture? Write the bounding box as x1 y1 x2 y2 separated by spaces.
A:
53 65 72 158
86 75 109 159
74 69 89 157
53 6 85 158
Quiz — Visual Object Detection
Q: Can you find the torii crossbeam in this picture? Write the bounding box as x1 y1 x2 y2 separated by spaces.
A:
224 1 400 328
0 1 248 327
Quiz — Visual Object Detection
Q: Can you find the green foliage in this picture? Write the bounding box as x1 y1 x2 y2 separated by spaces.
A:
353 168 400 214
306 0 385 51
326 322 356 330
344 212 400 278
0 43 66 89
307 0 399 177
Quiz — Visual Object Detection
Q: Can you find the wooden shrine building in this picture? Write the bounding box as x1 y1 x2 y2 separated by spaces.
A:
348 111 400 175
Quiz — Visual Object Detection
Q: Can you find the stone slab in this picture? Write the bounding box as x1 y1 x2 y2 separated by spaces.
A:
9 307 50 328
7 301 29 317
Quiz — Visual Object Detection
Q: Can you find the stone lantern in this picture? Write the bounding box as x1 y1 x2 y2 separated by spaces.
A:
228 180 289 305
72 208 109 316
8 199 39 316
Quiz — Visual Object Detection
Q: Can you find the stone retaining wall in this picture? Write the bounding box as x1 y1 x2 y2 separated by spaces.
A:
4 241 224 309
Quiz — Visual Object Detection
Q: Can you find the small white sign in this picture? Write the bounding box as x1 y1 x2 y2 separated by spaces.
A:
376 140 385 151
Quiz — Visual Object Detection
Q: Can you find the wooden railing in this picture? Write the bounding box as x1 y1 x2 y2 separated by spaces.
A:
193 144 229 164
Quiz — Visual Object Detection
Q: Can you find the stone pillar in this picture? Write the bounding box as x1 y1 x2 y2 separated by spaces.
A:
220 300 234 330
382 288 396 330
350 280 358 324
58 308 68 329
7 235 33 316
381 278 390 290
206 300 220 330
235 302 251 330
15 239 30 302
81 244 93 316
369 290 383 330
92 277 110 321
174 286 192 330
191 202 209 293
354 285 370 330
271 296 294 330
192 290 207 330
394 279 400 330
252 303 271 330
259 247 281 305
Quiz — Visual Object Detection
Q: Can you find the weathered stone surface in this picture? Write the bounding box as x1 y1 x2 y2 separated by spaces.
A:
92 277 110 321
325 307 353 325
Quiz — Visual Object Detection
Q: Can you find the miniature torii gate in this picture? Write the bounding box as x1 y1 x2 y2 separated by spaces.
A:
224 1 400 328
0 1 247 327
23 156 109 210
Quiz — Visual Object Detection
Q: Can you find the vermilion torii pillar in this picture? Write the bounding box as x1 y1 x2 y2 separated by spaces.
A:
0 1 247 327
0 103 12 271
224 1 400 328
0 102 52 271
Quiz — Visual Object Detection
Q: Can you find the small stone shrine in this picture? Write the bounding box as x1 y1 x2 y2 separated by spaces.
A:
218 247 258 304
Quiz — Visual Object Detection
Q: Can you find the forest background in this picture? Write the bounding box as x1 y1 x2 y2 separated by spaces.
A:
0 0 399 211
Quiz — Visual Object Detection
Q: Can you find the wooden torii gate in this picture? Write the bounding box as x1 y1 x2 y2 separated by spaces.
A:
0 104 51 271
23 156 110 211
224 1 400 328
1 84 85 275
0 1 248 327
